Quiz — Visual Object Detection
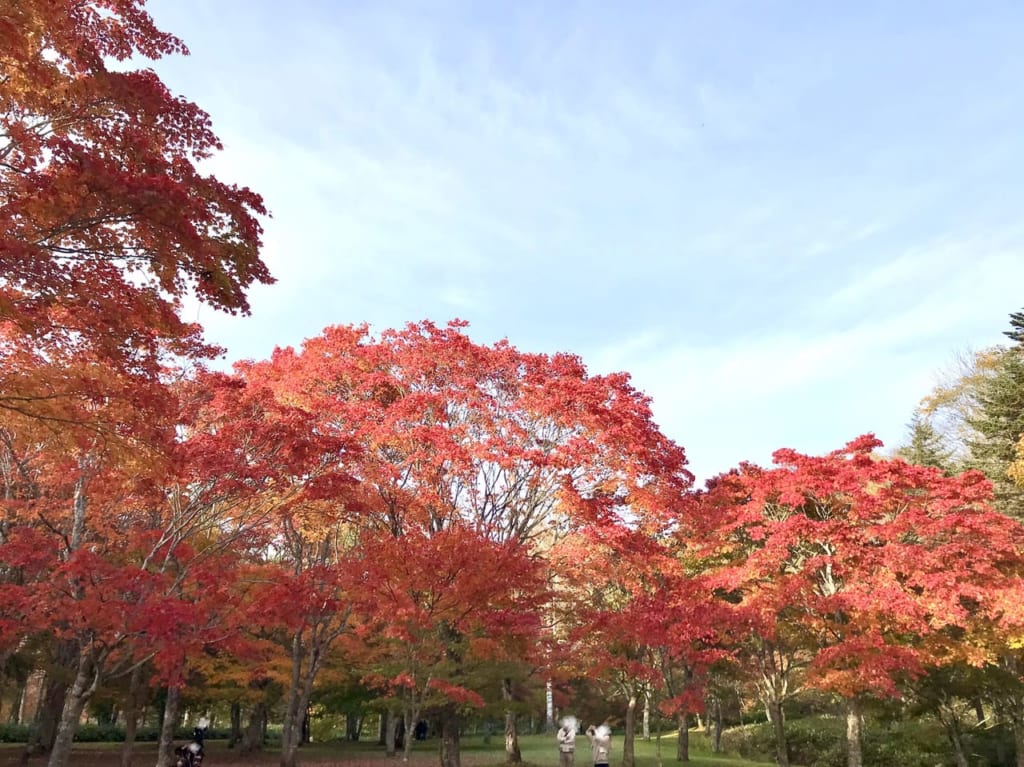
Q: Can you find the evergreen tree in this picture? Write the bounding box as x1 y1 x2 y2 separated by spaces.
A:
967 309 1024 517
897 412 953 472
1004 308 1024 345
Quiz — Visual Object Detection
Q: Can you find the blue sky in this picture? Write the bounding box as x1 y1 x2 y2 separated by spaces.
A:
149 0 1024 482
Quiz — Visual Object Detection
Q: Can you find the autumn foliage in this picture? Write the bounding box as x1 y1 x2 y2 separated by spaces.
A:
1 0 270 432
6 5 1024 767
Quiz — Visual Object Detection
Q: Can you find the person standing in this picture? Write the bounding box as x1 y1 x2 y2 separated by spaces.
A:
556 718 577 767
586 723 611 767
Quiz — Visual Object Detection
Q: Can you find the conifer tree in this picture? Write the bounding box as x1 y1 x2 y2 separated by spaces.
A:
1004 310 1024 345
898 412 953 472
967 308 1024 517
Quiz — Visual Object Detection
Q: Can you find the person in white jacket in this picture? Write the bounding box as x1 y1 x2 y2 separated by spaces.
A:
585 723 611 767
556 717 578 767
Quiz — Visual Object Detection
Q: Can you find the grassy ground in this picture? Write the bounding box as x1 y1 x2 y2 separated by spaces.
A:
505 731 771 767
0 731 773 767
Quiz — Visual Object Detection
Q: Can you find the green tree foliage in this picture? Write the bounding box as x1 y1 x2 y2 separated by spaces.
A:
967 310 1024 517
1005 310 1024 345
897 412 953 472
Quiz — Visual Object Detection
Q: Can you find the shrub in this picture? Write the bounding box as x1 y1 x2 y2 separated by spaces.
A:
0 723 233 744
962 723 1016 767
717 715 976 767
0 723 34 743
74 723 130 742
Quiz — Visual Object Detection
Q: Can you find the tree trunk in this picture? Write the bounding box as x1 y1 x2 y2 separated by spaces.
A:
7 665 31 725
949 728 969 767
228 702 242 748
280 695 300 765
8 683 24 725
622 692 637 767
282 629 321 767
766 698 789 767
18 669 45 727
281 639 318 767
25 643 77 760
440 708 461 767
402 710 416 761
280 716 301 767
642 691 650 740
39 467 94 767
937 703 970 767
385 710 400 757
155 686 181 767
240 702 267 754
502 678 522 763
675 712 688 763
119 664 144 767
545 680 555 733
711 696 723 754
346 713 360 741
845 699 863 767
45 653 96 767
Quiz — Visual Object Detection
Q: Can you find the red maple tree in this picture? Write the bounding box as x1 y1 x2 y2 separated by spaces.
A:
696 435 1024 767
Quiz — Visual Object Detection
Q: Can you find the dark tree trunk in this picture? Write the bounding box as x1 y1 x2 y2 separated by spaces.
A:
766 698 789 767
974 698 986 724
8 682 24 725
228 702 242 748
949 727 969 767
675 712 689 763
119 665 144 767
711 696 723 754
345 713 360 741
936 702 970 767
623 692 637 767
25 643 77 760
240 703 267 754
440 708 461 767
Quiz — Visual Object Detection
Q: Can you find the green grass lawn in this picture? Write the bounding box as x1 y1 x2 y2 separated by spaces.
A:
489 731 772 767
1 730 773 767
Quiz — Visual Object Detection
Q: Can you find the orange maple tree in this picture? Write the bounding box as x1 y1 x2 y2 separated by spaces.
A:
1 0 270 424
221 320 691 767
0 364 344 767
356 525 546 763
